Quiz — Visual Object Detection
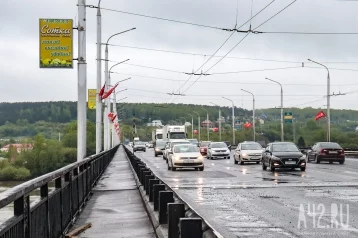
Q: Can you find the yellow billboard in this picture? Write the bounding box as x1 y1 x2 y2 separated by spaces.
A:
39 19 73 68
88 89 96 109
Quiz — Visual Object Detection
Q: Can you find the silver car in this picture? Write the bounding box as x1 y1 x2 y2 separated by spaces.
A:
163 140 191 162
234 142 263 165
207 142 230 160
167 144 204 171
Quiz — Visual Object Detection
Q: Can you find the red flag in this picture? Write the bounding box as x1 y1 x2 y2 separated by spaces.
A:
244 122 252 128
315 111 326 121
111 114 117 122
102 82 119 99
108 112 114 120
99 83 106 97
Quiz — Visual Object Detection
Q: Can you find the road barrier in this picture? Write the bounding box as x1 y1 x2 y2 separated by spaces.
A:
124 146 223 238
0 145 119 238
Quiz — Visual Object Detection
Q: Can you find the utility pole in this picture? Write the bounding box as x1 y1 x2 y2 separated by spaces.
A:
210 102 221 142
223 97 235 145
96 0 102 154
241 89 255 142
77 0 87 161
266 77 284 142
193 111 200 141
188 113 194 139
201 107 209 141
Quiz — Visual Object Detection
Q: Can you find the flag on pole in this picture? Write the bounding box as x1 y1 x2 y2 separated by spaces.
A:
102 82 119 99
244 122 252 128
315 111 326 121
111 114 117 122
99 83 106 97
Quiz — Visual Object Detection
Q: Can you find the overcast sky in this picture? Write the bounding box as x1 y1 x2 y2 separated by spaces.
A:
1 0 358 111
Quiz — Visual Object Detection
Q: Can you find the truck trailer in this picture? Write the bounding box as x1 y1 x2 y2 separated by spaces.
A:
162 125 186 140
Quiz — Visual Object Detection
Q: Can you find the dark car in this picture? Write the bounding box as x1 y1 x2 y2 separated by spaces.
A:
262 142 306 172
133 141 146 152
154 141 167 157
306 142 345 164
224 141 232 151
199 141 211 155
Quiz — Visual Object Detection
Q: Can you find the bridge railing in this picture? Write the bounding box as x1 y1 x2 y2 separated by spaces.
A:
0 145 119 238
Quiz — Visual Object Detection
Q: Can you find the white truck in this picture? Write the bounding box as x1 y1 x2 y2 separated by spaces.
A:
152 129 163 141
162 125 186 140
134 137 140 142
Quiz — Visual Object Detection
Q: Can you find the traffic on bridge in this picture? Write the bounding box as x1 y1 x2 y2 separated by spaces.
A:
1 0 358 237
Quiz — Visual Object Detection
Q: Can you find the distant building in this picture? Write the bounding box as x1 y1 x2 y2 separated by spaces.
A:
147 120 163 127
201 119 214 128
0 144 33 153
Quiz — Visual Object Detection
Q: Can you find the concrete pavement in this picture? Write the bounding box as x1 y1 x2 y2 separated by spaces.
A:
72 147 156 238
135 148 358 238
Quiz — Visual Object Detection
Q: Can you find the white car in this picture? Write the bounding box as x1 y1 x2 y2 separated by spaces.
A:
234 142 263 165
207 142 230 160
167 144 204 171
163 140 191 162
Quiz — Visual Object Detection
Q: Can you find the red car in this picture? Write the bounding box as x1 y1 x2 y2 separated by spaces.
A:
199 141 211 155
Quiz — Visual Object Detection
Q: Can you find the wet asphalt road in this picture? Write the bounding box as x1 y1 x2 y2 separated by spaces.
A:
134 147 358 238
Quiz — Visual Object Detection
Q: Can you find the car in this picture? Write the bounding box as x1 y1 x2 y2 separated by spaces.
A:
207 142 230 160
147 143 154 148
223 141 232 151
133 141 146 152
167 144 204 171
234 142 263 165
154 141 167 157
306 142 345 164
163 140 191 162
187 139 199 147
199 141 211 155
262 142 306 172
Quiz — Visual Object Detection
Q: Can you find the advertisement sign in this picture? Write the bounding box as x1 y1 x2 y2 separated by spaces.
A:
284 112 293 124
39 19 73 68
88 89 96 109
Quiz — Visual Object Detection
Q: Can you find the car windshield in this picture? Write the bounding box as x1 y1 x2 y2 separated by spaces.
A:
188 139 198 143
200 142 211 147
156 134 163 139
173 145 199 153
242 143 262 150
272 143 299 152
319 142 342 149
211 143 227 148
171 142 190 148
170 133 186 139
156 142 167 147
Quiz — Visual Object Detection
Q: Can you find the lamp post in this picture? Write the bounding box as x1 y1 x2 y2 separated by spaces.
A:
188 113 194 138
210 102 221 141
201 107 209 141
180 117 187 134
241 89 256 141
104 28 135 151
308 59 331 142
96 0 102 154
222 97 235 145
193 111 200 141
266 77 284 142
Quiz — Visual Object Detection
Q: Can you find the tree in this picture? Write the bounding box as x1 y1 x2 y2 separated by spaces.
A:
297 136 306 147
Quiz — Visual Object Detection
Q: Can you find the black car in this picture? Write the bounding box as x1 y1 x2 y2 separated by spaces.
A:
154 141 167 157
262 142 306 172
223 141 232 151
306 142 345 164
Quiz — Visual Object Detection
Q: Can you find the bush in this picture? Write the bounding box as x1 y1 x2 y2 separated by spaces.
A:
0 159 10 169
63 147 77 164
0 166 31 180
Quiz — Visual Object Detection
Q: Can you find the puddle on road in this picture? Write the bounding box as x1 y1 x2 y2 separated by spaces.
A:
261 177 290 184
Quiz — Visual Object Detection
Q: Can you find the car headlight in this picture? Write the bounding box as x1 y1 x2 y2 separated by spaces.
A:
242 153 247 157
300 155 306 161
226 150 230 153
173 156 180 160
271 155 280 160
197 156 204 160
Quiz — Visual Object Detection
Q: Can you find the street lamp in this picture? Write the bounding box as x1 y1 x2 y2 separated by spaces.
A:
201 107 209 141
188 113 194 138
193 111 200 141
241 89 256 142
222 97 235 145
210 102 221 141
180 117 187 134
266 77 284 142
308 58 331 142
96 0 103 154
103 28 136 150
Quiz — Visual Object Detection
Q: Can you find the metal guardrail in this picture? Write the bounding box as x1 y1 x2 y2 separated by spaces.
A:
124 146 223 238
0 145 119 238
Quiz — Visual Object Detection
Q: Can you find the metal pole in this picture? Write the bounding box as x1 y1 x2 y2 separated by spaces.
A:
266 77 284 141
201 108 209 141
193 111 200 141
188 114 194 139
96 0 102 153
77 0 87 161
308 59 331 142
241 89 255 142
103 44 109 150
222 97 235 145
219 107 221 141
112 91 116 147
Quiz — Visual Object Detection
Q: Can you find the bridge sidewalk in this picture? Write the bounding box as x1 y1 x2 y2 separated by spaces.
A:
71 147 156 238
